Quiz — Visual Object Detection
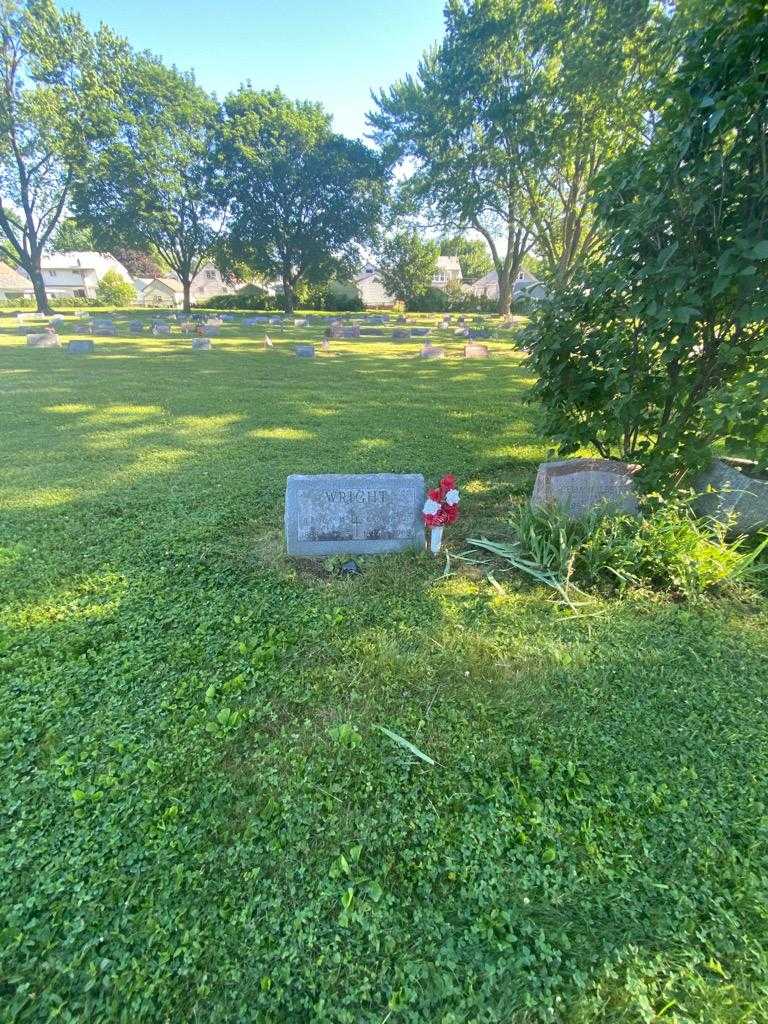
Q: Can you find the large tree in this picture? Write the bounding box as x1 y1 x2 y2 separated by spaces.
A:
370 0 661 310
0 0 128 312
72 57 222 312
218 88 386 315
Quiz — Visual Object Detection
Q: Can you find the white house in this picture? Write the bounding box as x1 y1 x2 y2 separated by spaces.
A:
432 256 463 289
133 262 234 308
0 262 34 300
354 271 395 308
468 267 547 302
39 251 133 299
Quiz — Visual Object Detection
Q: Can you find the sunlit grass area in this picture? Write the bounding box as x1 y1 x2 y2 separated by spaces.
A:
1 312 767 1023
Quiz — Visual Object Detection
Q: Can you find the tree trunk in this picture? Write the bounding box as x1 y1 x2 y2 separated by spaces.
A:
30 265 51 315
282 274 295 316
182 278 191 313
497 267 512 317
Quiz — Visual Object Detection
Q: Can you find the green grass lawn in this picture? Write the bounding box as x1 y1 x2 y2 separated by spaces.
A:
2 313 767 1023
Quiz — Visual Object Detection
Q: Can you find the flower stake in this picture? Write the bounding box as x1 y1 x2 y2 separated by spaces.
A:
422 475 460 554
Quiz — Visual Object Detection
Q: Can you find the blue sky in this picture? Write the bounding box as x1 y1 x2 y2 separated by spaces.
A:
69 0 446 139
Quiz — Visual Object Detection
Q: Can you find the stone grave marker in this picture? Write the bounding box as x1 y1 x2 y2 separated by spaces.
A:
27 331 59 348
468 328 491 339
67 339 94 354
295 343 315 358
341 326 360 339
129 320 144 333
202 325 219 337
192 338 211 351
454 327 470 338
694 459 768 535
392 329 411 339
285 473 425 556
321 336 330 352
412 327 430 337
421 345 445 360
152 323 170 336
293 317 308 327
532 458 640 518
464 342 490 359
94 322 117 336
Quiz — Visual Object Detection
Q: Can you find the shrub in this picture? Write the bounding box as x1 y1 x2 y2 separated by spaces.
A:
526 0 768 485
469 501 768 604
95 270 136 306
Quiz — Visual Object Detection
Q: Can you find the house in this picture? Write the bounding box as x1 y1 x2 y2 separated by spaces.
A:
468 267 547 302
432 256 463 289
39 251 133 299
135 277 183 307
0 262 34 300
133 262 235 308
354 271 395 308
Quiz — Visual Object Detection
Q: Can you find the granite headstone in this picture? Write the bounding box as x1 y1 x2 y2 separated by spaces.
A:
67 339 94 354
285 473 425 556
532 458 640 518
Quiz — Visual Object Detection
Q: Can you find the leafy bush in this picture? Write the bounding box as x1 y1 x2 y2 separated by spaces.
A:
470 501 767 603
95 269 137 306
527 0 768 485
302 279 363 311
197 288 275 310
407 285 498 314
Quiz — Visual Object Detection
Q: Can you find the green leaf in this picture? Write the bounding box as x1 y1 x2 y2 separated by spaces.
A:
375 725 435 765
752 240 768 259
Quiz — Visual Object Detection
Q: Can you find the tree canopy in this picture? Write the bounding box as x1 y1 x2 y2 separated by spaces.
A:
0 0 129 311
370 0 661 312
71 56 221 312
218 88 387 314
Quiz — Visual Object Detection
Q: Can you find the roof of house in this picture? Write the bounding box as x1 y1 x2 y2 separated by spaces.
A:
41 251 132 282
436 255 462 273
471 268 541 290
0 261 32 290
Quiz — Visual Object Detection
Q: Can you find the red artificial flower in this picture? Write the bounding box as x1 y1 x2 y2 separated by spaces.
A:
440 474 457 493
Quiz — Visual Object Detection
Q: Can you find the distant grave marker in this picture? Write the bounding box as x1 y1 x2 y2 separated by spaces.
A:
295 343 315 358
66 339 94 354
464 342 490 359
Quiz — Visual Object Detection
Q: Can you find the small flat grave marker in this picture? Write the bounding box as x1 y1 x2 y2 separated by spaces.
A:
295 343 315 358
285 473 425 556
67 339 94 354
27 331 59 348
421 346 445 359
192 338 211 351
464 342 490 359
412 327 430 337
392 329 411 339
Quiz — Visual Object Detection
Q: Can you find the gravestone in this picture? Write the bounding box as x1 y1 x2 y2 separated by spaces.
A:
206 317 224 327
694 458 768 535
468 328 491 339
341 326 360 338
67 339 94 354
202 325 219 337
360 326 385 336
532 458 640 518
454 327 470 338
421 345 445 360
269 317 283 326
192 338 211 351
94 322 117 336
27 331 59 348
412 327 430 337
293 317 308 327
285 473 425 556
129 320 144 333
464 342 490 359
152 323 170 336
295 343 315 358
392 329 411 339
396 315 407 324
321 336 330 351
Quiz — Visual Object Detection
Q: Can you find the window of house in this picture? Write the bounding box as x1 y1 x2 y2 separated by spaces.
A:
206 270 215 279
434 272 446 283
74 289 85 298
48 270 56 277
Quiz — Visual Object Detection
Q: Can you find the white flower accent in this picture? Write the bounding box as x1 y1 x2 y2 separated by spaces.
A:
444 489 460 506
423 498 441 516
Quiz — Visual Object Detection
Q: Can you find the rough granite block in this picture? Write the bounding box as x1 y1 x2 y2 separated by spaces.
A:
285 473 425 556
531 458 640 518
695 459 768 534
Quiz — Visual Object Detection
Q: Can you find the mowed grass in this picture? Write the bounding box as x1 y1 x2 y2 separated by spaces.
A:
1 313 767 1024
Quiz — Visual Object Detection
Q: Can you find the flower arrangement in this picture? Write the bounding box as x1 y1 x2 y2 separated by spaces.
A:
422 474 460 553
